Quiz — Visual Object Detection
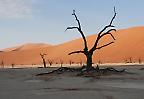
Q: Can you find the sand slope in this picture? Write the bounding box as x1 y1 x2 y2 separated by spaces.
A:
0 26 144 65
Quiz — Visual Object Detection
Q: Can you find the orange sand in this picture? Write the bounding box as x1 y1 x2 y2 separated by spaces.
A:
0 26 144 65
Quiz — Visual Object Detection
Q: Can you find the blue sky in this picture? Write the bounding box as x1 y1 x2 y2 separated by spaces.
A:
0 0 144 49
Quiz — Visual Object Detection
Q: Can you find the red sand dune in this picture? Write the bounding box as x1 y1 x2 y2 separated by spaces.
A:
0 26 144 65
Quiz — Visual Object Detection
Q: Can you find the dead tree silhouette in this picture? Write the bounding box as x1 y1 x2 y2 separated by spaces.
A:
66 7 117 71
40 53 47 68
60 60 63 67
69 60 72 66
98 60 102 64
129 57 132 63
36 7 126 76
48 59 53 66
138 58 142 64
1 60 4 68
11 63 15 68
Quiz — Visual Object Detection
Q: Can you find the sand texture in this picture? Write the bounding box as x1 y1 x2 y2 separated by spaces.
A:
0 65 144 99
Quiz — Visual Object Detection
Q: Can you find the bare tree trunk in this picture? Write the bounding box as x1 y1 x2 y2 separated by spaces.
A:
60 60 63 67
43 58 46 68
11 63 14 68
138 58 142 64
40 53 47 68
86 53 93 69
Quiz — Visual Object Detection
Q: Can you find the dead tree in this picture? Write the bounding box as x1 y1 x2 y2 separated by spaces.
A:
1 60 4 68
40 53 47 68
138 58 142 64
129 57 132 63
69 60 72 66
11 63 15 68
66 7 117 70
60 60 63 67
98 60 102 64
48 59 53 66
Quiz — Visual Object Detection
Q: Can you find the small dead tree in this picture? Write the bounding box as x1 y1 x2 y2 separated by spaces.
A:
40 53 47 68
60 60 63 67
138 58 142 64
66 7 117 70
98 60 102 64
11 63 15 68
48 59 53 66
69 60 72 66
1 60 4 68
129 57 132 63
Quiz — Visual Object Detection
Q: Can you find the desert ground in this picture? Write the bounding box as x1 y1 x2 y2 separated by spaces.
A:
0 64 144 99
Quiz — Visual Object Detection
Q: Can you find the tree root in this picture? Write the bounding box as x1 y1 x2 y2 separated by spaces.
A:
36 65 126 77
36 67 80 76
77 66 126 77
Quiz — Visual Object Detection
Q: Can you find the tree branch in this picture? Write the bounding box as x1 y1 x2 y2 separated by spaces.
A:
105 28 116 34
96 41 114 50
65 27 78 31
90 7 117 52
110 6 117 26
68 50 84 55
99 6 117 35
100 29 116 40
66 10 88 52
72 10 81 29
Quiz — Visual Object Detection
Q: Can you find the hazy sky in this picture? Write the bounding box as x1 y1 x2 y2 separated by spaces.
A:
0 0 144 49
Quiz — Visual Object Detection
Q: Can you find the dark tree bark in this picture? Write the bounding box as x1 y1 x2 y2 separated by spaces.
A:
66 7 117 70
40 53 47 68
86 53 93 69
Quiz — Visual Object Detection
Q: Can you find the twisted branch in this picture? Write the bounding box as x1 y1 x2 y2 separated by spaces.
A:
66 10 88 52
90 7 117 52
68 50 84 55
100 29 116 40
